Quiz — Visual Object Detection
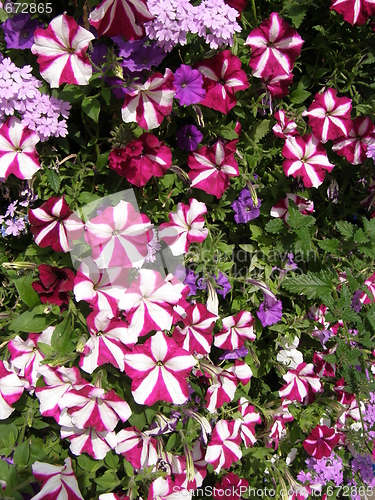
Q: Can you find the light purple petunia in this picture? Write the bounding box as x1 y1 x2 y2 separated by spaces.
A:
232 188 261 224
1 13 44 49
174 65 205 106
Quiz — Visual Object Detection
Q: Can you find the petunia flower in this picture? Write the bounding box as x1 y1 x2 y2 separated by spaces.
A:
31 14 95 88
115 427 158 470
176 125 203 151
89 0 154 39
279 363 322 402
214 311 256 350
282 134 335 188
31 264 75 308
235 398 262 448
332 116 375 165
270 193 314 222
0 117 40 180
245 12 304 78
0 360 24 420
303 425 339 459
121 69 175 130
1 13 44 49
272 110 298 138
60 420 117 460
257 297 282 327
195 50 249 114
158 198 209 256
187 139 239 198
31 458 84 500
232 188 261 223
114 37 166 72
174 65 206 106
330 0 375 25
205 420 242 473
174 303 218 354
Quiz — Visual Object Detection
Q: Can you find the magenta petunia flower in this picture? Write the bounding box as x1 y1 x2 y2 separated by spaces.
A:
279 363 322 402
303 425 339 459
330 0 375 25
174 65 206 106
214 310 256 350
195 50 249 114
205 420 242 473
31 14 95 88
0 360 24 420
332 116 375 165
32 458 84 500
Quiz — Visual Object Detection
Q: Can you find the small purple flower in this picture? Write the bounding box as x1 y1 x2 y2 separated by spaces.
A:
232 188 261 223
219 346 249 360
366 144 375 163
176 268 198 295
351 290 363 312
176 125 203 151
2 14 43 49
113 36 166 72
198 272 231 297
174 65 205 106
257 297 282 327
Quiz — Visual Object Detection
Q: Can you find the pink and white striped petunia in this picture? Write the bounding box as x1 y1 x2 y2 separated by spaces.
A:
60 420 117 460
303 425 339 459
84 200 153 269
31 458 84 500
118 269 185 337
73 259 129 317
330 0 375 25
360 271 375 304
89 0 154 39
303 89 352 143
123 331 197 405
279 363 322 402
29 196 84 253
31 14 95 88
35 366 85 424
272 110 298 139
0 360 24 420
282 134 335 188
158 199 208 256
205 420 242 473
0 117 40 180
8 328 54 391
187 140 239 199
121 69 175 130
214 310 256 350
59 384 131 432
270 193 314 222
195 50 249 114
245 12 304 78
332 116 375 165
173 303 217 355
235 397 262 448
79 311 136 374
115 427 158 470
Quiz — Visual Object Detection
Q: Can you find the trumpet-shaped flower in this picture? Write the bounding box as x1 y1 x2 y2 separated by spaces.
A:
89 0 154 39
187 140 239 198
0 360 24 420
121 69 175 130
303 425 339 459
29 196 84 253
0 117 40 180
174 303 217 354
279 363 322 402
31 458 83 500
118 269 185 337
332 116 375 165
282 134 335 188
360 271 375 304
272 110 298 138
59 384 131 432
31 14 95 88
214 311 256 350
205 420 242 473
235 398 262 448
245 12 304 78
195 50 248 114
330 0 375 25
270 193 314 222
123 331 197 405
84 200 153 269
60 421 117 460
158 199 208 256
303 89 352 143
115 427 158 470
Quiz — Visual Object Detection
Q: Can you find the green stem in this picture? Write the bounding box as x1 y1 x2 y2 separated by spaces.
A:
250 0 257 26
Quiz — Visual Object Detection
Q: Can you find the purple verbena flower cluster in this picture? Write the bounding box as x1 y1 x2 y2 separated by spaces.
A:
298 453 344 487
145 0 241 52
0 182 37 237
0 57 71 141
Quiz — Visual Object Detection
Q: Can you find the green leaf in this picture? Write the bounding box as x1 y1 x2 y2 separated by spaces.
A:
13 441 29 467
335 220 354 239
363 217 375 239
290 89 311 104
101 88 111 106
58 84 85 104
82 97 101 123
253 120 270 143
8 305 56 333
0 8 10 22
284 2 307 28
44 168 61 193
10 275 40 308
282 270 336 301
265 218 284 234
104 452 119 469
354 228 368 243
51 316 74 355
317 239 340 254
94 471 121 491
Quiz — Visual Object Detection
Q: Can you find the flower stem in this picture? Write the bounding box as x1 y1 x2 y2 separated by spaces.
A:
250 0 257 26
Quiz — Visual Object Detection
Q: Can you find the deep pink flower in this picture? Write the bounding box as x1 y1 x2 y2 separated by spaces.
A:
332 116 375 165
31 264 75 308
205 420 242 473
279 362 322 402
174 303 218 354
29 196 84 253
108 133 172 187
60 423 117 460
272 110 298 138
282 134 335 188
270 193 314 222
360 271 375 304
213 473 249 500
158 198 208 256
262 72 294 98
214 311 255 350
195 50 249 114
235 397 262 448
115 427 158 470
330 0 375 25
303 425 339 459
187 140 239 198
245 12 304 78
31 14 95 88
89 0 154 39
0 117 40 180
32 458 84 500
0 360 24 420
123 331 197 405
121 69 175 130
303 89 352 143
